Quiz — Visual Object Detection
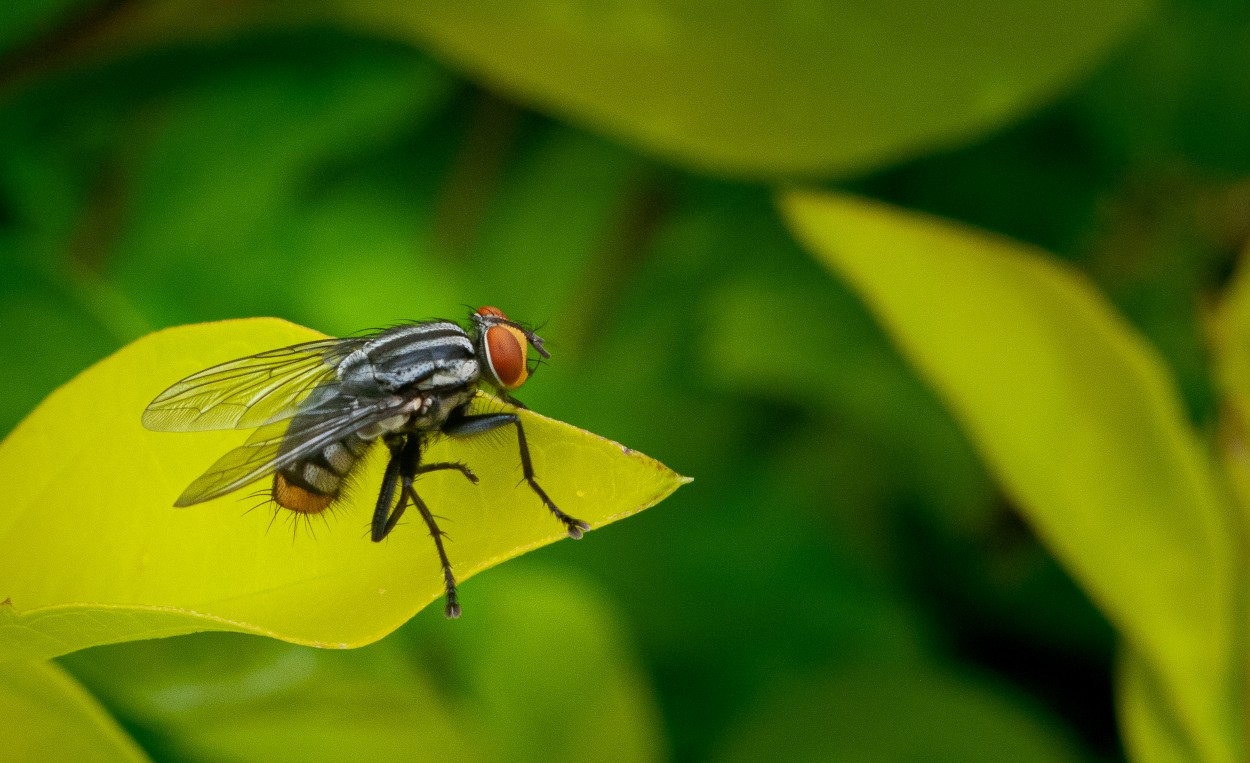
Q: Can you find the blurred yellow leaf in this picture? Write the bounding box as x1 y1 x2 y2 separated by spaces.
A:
0 319 687 661
1118 650 1195 763
779 190 1241 763
0 660 148 762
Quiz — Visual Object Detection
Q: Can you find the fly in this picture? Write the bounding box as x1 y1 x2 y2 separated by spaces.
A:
142 306 589 618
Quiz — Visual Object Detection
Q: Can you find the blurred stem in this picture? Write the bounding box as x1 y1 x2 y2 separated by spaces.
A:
431 88 523 259
0 0 133 97
62 264 152 344
68 155 129 275
63 148 152 343
1202 179 1250 265
562 171 673 356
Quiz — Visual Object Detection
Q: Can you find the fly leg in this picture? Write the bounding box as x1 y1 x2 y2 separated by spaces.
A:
441 406 590 539
373 445 477 541
416 462 479 484
377 462 478 541
370 435 405 543
395 436 463 619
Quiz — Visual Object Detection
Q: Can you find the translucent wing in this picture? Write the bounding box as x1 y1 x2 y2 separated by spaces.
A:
143 337 367 432
173 398 403 506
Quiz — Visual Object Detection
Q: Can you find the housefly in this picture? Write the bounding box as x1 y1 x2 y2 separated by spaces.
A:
142 306 588 618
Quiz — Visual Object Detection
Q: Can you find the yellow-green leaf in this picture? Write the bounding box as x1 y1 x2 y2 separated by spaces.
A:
0 319 687 661
779 190 1241 762
1118 650 1197 763
0 660 148 762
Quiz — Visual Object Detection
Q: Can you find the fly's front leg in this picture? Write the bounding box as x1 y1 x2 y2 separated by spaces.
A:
441 406 590 539
396 436 462 619
370 435 406 542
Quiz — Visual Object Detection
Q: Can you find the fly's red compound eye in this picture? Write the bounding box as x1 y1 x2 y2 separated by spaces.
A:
485 324 529 389
476 306 534 389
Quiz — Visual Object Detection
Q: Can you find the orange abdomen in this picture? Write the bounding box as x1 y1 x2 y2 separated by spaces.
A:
273 472 336 514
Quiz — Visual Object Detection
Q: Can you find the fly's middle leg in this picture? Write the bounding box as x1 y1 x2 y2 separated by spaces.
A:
372 441 478 540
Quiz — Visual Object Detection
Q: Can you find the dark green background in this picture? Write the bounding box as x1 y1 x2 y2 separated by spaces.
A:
3 0 1249 760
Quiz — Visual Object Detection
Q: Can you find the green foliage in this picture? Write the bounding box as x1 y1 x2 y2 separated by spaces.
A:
716 661 1085 762
57 566 663 762
2 0 1249 760
353 0 1155 177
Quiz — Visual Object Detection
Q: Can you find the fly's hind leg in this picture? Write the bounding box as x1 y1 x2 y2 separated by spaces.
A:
441 406 590 539
379 462 478 541
404 482 461 619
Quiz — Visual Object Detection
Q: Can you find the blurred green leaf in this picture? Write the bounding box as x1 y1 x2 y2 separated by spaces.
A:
0 318 688 661
105 35 455 326
0 659 148 762
703 270 992 535
714 659 1085 762
61 565 664 762
2 0 1153 178
365 0 1154 177
779 190 1242 762
62 630 471 762
400 565 666 762
711 259 1122 658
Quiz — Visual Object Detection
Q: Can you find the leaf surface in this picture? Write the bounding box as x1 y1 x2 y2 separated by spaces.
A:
0 319 687 660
